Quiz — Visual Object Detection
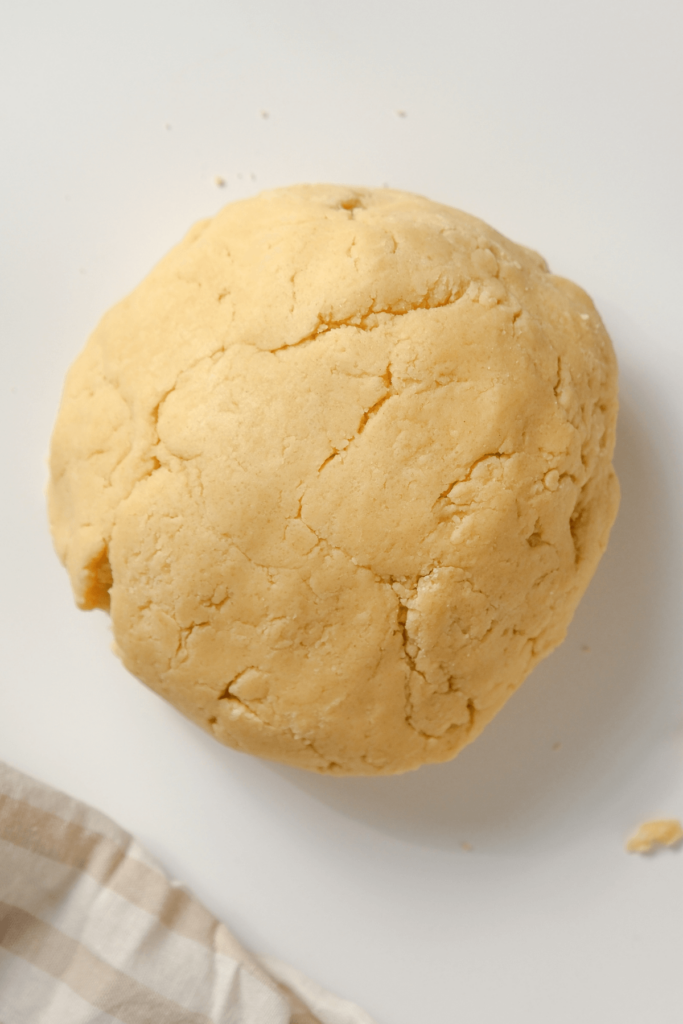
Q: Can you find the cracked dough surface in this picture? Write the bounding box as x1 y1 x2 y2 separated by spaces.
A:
48 184 619 775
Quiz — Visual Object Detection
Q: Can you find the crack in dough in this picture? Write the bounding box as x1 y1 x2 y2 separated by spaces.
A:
270 283 467 353
48 184 619 775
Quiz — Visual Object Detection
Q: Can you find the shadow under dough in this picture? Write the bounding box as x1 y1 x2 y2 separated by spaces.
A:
263 364 679 852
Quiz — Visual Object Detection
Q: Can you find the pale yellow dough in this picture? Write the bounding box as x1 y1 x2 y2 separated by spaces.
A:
48 185 619 775
626 820 683 854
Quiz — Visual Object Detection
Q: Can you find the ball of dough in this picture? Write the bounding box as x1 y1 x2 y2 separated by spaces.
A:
48 184 619 775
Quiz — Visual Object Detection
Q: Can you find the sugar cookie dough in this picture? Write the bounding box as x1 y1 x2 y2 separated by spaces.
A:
626 820 683 853
48 184 619 775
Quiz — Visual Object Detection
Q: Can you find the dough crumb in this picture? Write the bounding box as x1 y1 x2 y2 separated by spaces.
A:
214 176 226 188
460 841 473 852
552 741 562 751
395 109 407 117
626 819 683 854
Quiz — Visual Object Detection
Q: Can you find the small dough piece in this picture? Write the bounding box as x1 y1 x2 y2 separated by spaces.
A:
626 819 683 854
48 184 619 775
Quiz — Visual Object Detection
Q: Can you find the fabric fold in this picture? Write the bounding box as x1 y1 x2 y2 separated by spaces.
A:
0 761 375 1024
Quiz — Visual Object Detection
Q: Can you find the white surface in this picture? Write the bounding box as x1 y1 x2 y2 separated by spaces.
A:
1 2 682 1022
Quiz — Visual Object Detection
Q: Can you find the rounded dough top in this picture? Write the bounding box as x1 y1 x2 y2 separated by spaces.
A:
48 184 619 775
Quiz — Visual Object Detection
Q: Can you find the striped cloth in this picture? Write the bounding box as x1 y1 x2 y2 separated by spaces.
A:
0 761 377 1024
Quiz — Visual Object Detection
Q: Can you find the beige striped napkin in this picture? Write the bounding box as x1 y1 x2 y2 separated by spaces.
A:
0 761 377 1024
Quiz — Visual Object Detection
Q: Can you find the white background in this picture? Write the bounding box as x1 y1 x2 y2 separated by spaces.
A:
1 2 682 1021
